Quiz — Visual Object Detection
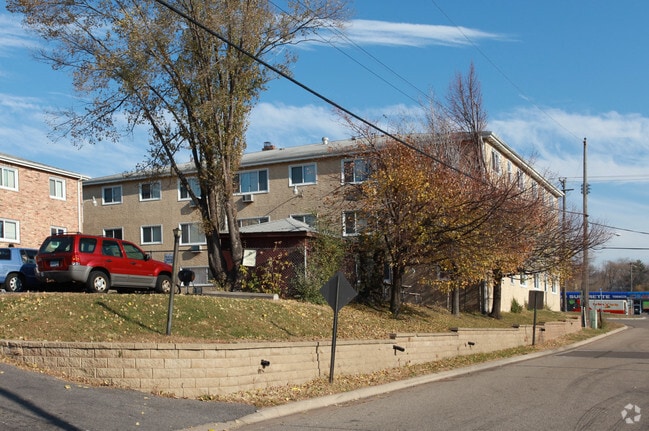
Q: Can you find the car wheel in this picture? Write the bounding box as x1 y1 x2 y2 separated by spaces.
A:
155 274 172 294
5 273 24 292
87 271 110 293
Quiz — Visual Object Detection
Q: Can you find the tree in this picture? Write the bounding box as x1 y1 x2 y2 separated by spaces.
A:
8 0 348 289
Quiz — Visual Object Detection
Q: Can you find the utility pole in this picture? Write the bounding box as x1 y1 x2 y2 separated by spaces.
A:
559 178 573 312
581 138 590 328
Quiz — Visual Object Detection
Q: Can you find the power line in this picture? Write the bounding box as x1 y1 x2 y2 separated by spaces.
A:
269 0 430 106
151 0 479 183
429 0 583 143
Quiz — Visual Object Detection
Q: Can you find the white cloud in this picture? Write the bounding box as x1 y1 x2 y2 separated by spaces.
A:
0 92 147 178
0 14 40 55
246 102 429 151
342 19 508 47
302 19 509 49
492 107 649 183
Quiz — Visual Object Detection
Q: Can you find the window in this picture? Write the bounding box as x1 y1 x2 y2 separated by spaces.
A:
507 162 513 182
290 214 317 227
237 216 270 228
103 228 123 239
342 159 370 184
141 225 162 244
178 177 201 201
235 170 268 194
516 171 524 190
50 226 66 235
491 150 501 173
343 211 365 236
49 178 66 200
0 218 18 242
139 182 161 201
102 185 122 204
289 164 316 186
101 239 122 257
180 223 206 245
520 273 527 287
533 274 540 289
79 238 97 253
0 167 17 191
123 242 146 260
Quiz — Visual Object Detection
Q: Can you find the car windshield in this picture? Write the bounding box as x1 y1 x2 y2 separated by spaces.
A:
39 237 73 254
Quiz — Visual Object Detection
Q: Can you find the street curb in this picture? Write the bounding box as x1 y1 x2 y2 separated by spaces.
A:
181 325 628 431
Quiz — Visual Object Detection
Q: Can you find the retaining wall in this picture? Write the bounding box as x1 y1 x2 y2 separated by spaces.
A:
0 318 581 398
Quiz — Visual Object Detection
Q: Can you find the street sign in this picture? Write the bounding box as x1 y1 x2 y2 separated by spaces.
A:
320 271 357 383
321 271 357 312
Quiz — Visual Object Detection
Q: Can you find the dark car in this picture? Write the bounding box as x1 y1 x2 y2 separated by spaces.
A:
35 233 173 293
0 247 39 292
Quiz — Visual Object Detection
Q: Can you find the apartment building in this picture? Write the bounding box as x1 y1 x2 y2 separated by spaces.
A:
0 153 88 248
81 131 563 310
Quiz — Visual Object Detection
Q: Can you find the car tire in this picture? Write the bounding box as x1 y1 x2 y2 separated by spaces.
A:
155 274 172 294
5 273 24 292
87 271 110 293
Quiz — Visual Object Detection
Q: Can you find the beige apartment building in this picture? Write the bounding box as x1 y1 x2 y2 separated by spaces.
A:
0 153 87 249
82 131 563 311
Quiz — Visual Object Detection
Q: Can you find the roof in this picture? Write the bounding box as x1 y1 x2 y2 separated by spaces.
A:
240 137 363 168
0 152 89 180
239 218 316 234
83 136 364 185
82 132 562 197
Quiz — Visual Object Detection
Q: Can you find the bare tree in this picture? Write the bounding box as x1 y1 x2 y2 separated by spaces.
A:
8 0 348 289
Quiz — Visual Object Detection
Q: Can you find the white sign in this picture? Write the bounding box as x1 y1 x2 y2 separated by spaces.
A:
242 249 256 267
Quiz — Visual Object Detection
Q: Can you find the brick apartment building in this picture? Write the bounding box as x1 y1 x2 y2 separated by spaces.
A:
0 153 88 249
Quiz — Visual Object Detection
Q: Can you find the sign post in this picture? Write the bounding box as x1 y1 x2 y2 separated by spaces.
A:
320 271 357 383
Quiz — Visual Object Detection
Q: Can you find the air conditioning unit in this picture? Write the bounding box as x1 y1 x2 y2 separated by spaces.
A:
242 194 254 203
190 244 203 252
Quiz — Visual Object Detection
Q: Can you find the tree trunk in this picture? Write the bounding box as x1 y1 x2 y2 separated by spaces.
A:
451 288 460 316
390 267 403 317
223 196 243 290
489 269 503 319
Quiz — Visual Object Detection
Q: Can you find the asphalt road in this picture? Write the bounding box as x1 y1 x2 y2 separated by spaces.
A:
220 318 648 431
0 362 256 430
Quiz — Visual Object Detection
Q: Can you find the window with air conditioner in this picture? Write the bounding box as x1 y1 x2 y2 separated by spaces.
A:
180 222 206 245
235 169 268 194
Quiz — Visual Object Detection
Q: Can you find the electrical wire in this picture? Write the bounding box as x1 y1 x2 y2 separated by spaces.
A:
151 0 479 183
429 0 583 143
269 0 430 106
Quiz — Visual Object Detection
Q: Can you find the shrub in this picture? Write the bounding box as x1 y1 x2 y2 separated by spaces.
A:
510 298 524 313
292 226 345 304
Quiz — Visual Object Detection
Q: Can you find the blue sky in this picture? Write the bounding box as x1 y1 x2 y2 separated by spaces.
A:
2 0 649 266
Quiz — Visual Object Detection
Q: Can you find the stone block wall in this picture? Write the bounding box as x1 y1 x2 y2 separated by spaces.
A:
0 319 582 398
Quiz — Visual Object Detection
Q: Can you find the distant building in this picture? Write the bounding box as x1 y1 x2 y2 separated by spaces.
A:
0 153 88 248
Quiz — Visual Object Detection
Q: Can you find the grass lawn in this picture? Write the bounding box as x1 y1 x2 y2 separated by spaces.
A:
0 292 576 343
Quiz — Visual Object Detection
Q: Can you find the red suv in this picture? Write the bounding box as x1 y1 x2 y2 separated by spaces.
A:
36 233 173 293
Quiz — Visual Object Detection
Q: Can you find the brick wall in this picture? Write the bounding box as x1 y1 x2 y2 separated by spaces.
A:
0 319 582 399
0 160 83 248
